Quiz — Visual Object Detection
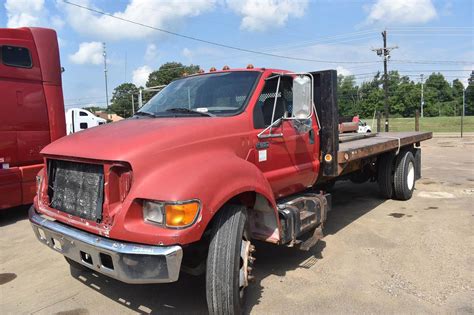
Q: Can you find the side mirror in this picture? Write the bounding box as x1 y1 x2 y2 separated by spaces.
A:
292 75 312 119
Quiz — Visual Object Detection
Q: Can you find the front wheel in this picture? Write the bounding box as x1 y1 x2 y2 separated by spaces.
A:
206 204 254 315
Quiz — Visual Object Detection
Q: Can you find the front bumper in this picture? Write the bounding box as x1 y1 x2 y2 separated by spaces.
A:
29 206 182 284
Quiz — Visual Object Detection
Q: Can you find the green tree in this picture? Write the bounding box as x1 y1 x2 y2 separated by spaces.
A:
146 62 200 86
337 74 359 117
424 73 453 117
466 71 474 116
357 72 383 118
390 75 419 117
110 83 139 118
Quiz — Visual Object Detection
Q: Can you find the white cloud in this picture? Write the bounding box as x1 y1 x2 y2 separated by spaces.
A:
62 0 216 41
336 66 352 77
132 65 152 87
226 0 308 32
69 42 103 65
144 44 158 62
4 0 64 29
366 0 437 25
182 48 193 58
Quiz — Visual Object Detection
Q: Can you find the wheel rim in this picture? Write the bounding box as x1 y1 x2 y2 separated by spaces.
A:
407 161 415 190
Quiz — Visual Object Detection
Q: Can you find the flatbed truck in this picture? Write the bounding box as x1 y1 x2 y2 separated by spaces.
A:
29 67 431 314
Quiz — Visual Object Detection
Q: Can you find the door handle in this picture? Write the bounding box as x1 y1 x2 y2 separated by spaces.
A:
256 142 269 149
309 129 315 144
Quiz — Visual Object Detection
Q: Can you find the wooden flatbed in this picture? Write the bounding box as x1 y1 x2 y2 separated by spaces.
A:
337 131 432 165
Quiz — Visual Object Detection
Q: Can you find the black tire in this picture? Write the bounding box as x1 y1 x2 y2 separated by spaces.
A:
206 204 252 315
377 152 395 199
393 151 416 200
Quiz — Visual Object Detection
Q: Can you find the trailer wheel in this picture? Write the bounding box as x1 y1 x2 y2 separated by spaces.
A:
377 152 395 199
393 151 416 200
206 204 254 315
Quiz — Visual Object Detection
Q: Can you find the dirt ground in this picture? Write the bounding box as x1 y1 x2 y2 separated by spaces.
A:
1 135 473 314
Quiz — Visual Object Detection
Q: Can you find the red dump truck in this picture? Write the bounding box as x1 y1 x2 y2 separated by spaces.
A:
29 67 431 314
0 27 65 210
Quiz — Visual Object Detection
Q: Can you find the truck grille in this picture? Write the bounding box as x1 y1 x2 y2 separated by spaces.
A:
47 159 104 222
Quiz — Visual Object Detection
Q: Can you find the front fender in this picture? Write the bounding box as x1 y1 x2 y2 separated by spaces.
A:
116 150 278 245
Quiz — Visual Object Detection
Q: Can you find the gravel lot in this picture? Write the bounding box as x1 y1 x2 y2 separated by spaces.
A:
1 135 473 314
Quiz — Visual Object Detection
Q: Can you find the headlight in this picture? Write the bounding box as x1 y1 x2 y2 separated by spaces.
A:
142 200 200 228
143 200 165 225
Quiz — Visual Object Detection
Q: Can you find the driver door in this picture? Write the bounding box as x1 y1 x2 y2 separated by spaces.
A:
251 75 319 199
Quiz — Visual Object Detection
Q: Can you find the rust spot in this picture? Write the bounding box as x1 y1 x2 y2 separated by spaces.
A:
388 213 405 218
0 273 17 285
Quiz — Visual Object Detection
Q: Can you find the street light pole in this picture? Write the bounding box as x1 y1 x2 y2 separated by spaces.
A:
461 88 465 138
420 74 424 118
103 42 109 109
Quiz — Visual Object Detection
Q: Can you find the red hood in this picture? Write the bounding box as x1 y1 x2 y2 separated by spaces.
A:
41 116 238 163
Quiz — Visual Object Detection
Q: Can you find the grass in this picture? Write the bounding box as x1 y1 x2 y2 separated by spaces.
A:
360 116 474 133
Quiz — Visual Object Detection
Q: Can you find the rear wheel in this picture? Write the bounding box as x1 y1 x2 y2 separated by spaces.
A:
206 204 254 315
393 151 416 200
377 152 395 199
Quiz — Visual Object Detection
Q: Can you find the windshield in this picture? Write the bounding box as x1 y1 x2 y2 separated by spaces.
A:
139 71 260 117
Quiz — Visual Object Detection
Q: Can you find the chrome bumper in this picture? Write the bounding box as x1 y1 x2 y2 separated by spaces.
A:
29 206 182 284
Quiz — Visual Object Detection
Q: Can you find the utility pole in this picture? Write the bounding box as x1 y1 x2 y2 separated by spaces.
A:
420 74 424 118
461 88 465 138
103 42 109 108
372 30 397 132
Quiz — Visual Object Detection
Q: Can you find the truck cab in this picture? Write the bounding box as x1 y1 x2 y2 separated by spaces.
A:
65 108 107 135
0 27 65 210
29 66 431 314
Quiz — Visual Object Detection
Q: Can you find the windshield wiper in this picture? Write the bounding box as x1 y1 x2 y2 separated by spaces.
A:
165 107 215 117
134 111 157 118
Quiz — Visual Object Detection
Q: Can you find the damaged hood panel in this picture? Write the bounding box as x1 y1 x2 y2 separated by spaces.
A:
42 117 232 165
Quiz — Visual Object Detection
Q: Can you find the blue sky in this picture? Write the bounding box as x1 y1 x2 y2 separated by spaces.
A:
1 0 472 109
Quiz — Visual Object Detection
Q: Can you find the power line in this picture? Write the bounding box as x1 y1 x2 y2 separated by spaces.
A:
63 0 379 65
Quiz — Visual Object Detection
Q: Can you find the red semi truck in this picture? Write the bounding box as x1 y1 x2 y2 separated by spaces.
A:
0 27 65 210
29 67 431 314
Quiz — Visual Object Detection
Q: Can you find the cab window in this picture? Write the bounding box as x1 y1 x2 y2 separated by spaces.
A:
1 45 32 68
253 76 293 129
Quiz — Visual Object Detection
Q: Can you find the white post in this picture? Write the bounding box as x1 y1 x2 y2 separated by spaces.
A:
139 88 143 108
131 94 135 114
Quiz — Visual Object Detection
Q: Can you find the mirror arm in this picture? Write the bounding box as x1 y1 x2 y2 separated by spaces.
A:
257 118 284 139
269 76 281 135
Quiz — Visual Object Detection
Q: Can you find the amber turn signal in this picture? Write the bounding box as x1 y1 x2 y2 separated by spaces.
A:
165 202 200 227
